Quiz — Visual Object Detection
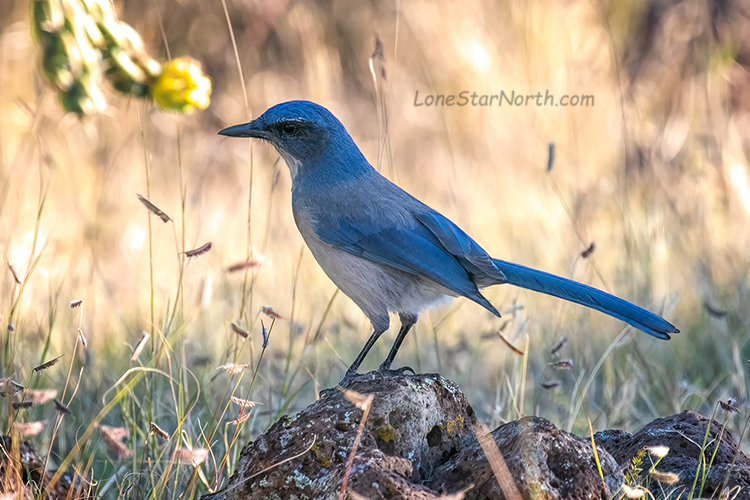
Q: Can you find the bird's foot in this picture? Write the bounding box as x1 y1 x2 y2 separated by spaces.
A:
377 364 416 378
329 366 415 393
335 368 360 389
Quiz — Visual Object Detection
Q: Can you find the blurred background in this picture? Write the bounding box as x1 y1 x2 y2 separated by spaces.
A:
1 0 750 493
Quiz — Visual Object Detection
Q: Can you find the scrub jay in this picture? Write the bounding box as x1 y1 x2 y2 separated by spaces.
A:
219 100 678 385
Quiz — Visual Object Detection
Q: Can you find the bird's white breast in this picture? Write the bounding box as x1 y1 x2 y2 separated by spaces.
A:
292 205 452 332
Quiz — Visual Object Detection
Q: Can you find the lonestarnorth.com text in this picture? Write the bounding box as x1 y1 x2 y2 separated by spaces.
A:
413 90 595 107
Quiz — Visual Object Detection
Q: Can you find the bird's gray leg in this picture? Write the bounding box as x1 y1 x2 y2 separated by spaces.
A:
339 326 387 387
378 313 418 376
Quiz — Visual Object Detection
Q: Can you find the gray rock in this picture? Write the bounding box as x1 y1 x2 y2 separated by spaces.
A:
428 416 623 499
203 373 622 500
595 410 750 499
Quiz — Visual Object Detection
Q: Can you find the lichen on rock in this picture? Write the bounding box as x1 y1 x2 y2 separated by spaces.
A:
202 373 623 500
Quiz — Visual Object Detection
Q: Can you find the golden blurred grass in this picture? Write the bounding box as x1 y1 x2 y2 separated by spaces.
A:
0 0 749 496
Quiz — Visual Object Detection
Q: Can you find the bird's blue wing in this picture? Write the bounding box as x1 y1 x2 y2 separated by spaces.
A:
415 210 506 283
313 213 501 316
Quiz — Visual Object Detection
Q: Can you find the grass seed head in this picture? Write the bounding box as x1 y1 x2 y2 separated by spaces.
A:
342 389 374 411
226 257 264 273
131 331 150 361
261 320 269 348
54 399 71 415
230 322 249 340
25 388 58 405
261 305 283 320
621 484 647 499
550 336 567 356
217 363 247 374
8 264 21 285
184 242 212 258
580 242 596 258
551 359 573 369
229 412 251 425
14 421 45 437
702 301 727 318
136 194 171 223
99 425 131 459
231 396 260 409
33 354 64 372
546 142 556 172
646 446 669 458
720 399 739 413
650 470 679 484
150 422 169 440
77 328 87 347
0 378 24 394
174 447 208 466
370 36 386 80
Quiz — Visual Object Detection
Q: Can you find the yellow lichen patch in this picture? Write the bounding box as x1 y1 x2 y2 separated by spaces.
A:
376 423 396 443
445 415 465 434
309 440 331 468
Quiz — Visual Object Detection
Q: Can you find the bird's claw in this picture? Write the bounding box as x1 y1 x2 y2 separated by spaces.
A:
336 369 359 388
334 365 415 390
377 365 416 377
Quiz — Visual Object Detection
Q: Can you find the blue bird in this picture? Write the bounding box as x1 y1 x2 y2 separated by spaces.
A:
219 100 678 386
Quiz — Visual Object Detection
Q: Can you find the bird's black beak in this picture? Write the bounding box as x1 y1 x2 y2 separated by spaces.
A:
218 119 270 139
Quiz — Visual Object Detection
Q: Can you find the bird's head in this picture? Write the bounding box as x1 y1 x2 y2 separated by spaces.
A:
219 100 365 179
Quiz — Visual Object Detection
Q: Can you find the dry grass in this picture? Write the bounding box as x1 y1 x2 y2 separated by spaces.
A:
0 0 748 497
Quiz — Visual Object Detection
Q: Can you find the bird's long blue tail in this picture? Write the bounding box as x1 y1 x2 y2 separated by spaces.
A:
491 259 678 339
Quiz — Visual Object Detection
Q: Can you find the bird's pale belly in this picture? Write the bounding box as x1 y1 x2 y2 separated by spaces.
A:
298 223 451 331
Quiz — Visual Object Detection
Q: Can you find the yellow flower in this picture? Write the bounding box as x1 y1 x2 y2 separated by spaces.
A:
151 57 211 113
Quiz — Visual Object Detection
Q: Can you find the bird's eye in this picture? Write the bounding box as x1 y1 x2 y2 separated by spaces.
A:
282 123 299 135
